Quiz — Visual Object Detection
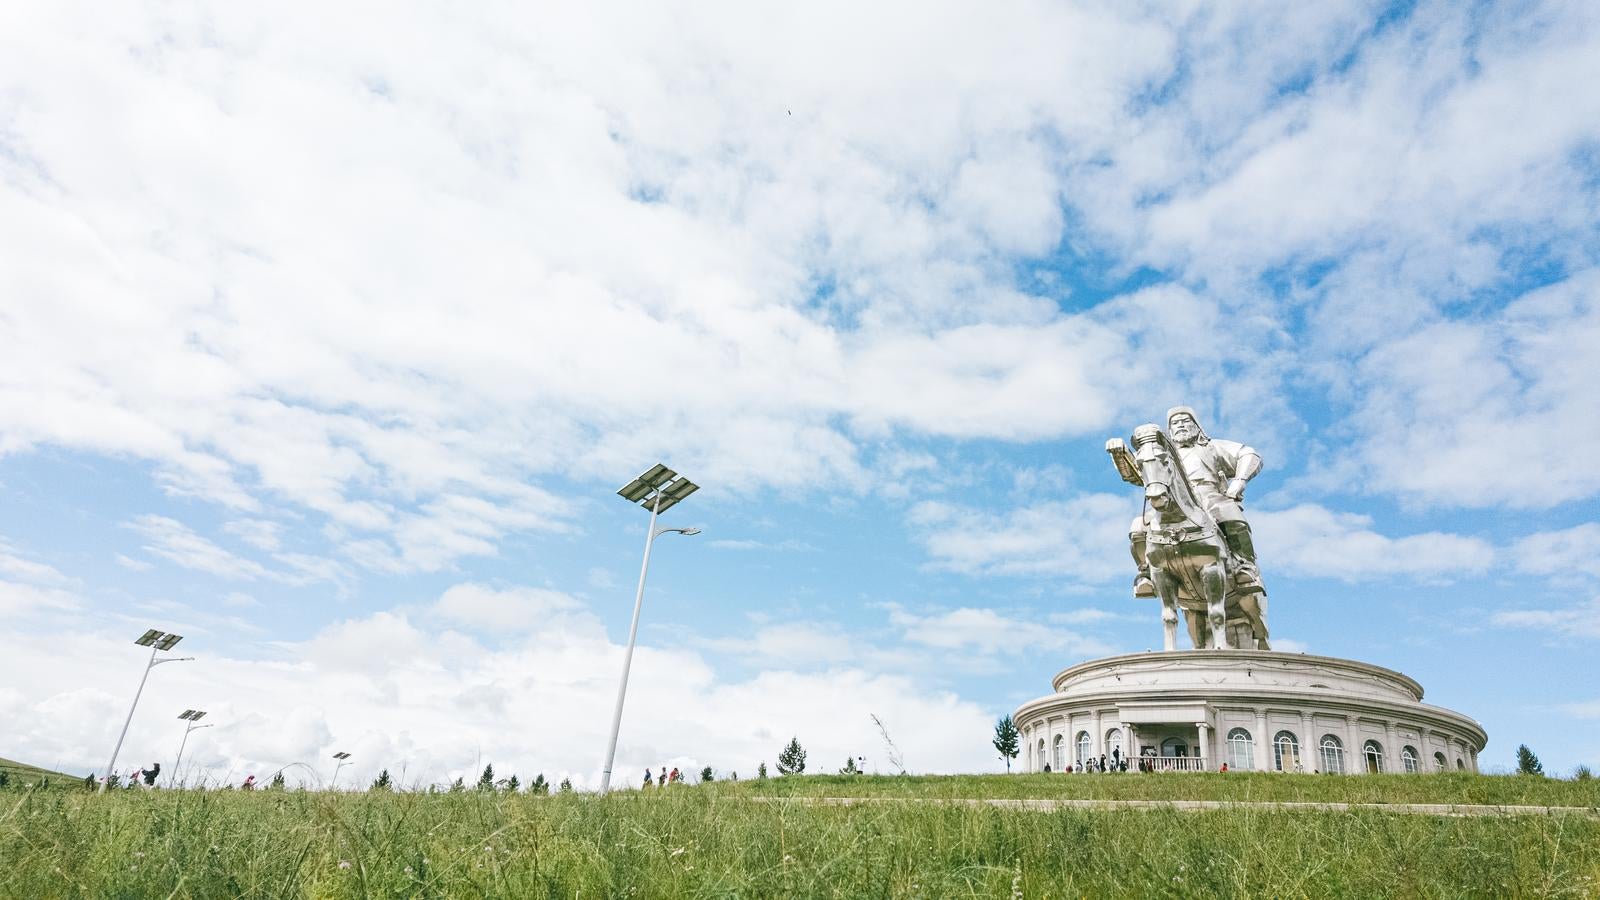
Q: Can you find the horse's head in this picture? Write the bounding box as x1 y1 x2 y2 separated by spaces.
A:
1132 424 1203 524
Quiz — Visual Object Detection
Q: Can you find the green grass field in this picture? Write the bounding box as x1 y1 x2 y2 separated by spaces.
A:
0 757 74 787
2 774 1597 898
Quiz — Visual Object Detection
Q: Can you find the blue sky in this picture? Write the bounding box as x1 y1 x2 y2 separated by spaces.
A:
2 0 1597 788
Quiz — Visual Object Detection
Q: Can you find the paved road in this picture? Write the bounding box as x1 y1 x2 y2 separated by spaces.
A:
753 796 1600 818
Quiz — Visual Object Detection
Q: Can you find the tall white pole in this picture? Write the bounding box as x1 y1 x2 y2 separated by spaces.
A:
599 490 662 794
100 645 157 793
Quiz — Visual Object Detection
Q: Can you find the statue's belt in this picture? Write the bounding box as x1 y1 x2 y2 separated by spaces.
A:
1148 524 1217 544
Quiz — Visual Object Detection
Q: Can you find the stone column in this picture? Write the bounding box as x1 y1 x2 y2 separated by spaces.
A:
1253 709 1270 771
1092 710 1104 761
1196 722 1211 771
1125 723 1137 771
1297 711 1310 772
1343 715 1360 775
1385 722 1402 773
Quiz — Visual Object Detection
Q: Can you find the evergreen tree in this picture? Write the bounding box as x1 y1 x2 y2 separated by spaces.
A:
839 756 861 775
531 773 549 795
449 776 466 793
700 766 714 783
558 777 573 793
371 769 393 791
1515 744 1545 776
992 715 1021 773
0 771 10 789
777 737 807 775
505 774 520 793
757 762 767 779
269 772 286 790
477 764 495 791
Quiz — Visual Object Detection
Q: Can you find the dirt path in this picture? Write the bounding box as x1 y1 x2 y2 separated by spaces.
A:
752 795 1600 818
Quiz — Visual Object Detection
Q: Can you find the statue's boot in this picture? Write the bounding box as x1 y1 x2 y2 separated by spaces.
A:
1133 570 1156 598
1130 531 1156 598
1221 521 1264 594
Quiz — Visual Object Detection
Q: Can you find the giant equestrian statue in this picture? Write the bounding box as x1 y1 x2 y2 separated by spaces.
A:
1106 407 1269 651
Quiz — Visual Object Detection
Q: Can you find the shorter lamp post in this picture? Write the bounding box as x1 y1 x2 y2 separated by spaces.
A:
100 629 194 793
330 751 352 789
170 710 213 788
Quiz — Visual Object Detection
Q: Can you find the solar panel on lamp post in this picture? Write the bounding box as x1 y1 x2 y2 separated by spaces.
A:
99 630 196 793
330 751 352 790
598 464 701 795
170 710 213 788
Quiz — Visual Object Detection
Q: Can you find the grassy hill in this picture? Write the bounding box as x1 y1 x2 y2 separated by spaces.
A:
0 773 1596 897
0 755 76 785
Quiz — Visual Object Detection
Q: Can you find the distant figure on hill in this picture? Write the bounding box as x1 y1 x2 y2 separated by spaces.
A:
658 769 666 787
1220 763 1229 773
643 769 653 789
669 767 680 784
242 774 256 790
141 763 161 786
1043 763 1051 773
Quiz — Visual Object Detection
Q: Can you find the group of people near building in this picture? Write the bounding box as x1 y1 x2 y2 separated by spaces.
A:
1043 749 1129 774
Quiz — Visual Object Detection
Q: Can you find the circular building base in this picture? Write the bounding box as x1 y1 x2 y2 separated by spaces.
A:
1014 650 1485 776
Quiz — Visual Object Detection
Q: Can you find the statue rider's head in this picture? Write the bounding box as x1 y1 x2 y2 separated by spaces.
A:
1166 406 1209 447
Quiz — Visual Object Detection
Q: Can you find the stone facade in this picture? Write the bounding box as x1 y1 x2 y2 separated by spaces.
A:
1014 650 1485 775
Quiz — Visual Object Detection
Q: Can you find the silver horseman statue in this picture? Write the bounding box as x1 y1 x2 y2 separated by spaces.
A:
1106 407 1269 651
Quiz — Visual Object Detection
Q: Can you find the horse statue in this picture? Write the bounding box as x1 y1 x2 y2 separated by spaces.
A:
1107 424 1269 651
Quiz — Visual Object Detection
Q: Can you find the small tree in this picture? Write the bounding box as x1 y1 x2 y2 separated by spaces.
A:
269 772 286 790
0 771 10 789
839 756 861 775
992 715 1020 773
757 762 767 779
531 773 549 795
700 766 714 783
777 737 807 775
558 777 573 794
477 764 496 792
371 769 393 791
1574 765 1593 781
449 776 466 793
1516 744 1545 777
504 774 520 793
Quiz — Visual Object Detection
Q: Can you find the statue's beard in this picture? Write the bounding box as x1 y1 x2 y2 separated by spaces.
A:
1172 429 1197 446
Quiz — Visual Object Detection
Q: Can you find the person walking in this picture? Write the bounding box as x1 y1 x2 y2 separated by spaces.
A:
643 769 653 789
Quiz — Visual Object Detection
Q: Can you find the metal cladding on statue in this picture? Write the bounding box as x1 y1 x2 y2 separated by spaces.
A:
1112 410 1268 652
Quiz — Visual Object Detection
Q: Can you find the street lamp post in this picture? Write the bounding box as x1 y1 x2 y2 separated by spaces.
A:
330 751 352 789
99 629 194 793
171 710 213 788
599 464 700 795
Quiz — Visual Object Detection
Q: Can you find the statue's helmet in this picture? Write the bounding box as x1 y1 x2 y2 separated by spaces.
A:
1166 406 1211 444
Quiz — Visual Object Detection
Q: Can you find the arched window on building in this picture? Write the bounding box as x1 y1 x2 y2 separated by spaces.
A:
1226 728 1254 771
1076 731 1092 766
1319 735 1345 774
1363 740 1385 774
1273 731 1301 772
1401 746 1420 773
1105 728 1124 761
1433 751 1447 772
1456 758 1466 771
1160 737 1188 758
1052 734 1065 771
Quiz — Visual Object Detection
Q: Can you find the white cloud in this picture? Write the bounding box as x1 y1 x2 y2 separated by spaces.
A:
127 515 271 580
707 539 817 552
908 493 1134 581
888 604 1112 659
1252 504 1495 582
1556 700 1600 720
0 586 1000 786
432 583 591 635
1491 598 1600 641
1511 523 1600 581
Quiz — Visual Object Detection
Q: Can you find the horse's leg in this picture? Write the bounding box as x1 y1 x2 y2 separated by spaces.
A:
1151 567 1180 652
1202 559 1229 649
1241 593 1271 650
1185 608 1206 649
